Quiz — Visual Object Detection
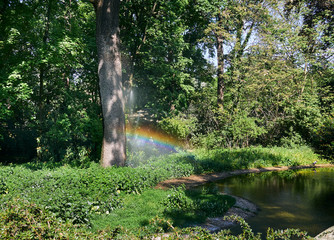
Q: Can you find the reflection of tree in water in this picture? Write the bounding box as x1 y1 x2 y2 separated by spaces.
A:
312 192 334 221
217 168 334 202
213 168 334 236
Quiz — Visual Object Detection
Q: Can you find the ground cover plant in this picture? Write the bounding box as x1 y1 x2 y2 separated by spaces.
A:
0 199 311 239
0 146 327 239
1 0 332 238
91 185 235 233
189 146 326 173
0 153 195 226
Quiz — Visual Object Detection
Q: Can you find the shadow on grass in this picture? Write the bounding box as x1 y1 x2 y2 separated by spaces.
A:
161 186 236 228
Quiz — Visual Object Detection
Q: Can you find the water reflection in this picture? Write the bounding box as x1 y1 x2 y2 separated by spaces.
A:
209 168 334 237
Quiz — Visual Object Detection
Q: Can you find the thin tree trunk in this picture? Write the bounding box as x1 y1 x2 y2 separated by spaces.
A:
94 0 126 167
216 13 225 108
217 34 224 107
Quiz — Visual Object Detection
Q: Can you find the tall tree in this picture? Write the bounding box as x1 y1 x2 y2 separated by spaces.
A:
120 0 203 114
91 0 126 167
202 0 271 107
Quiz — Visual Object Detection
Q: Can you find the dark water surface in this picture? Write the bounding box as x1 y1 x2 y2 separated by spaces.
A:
209 168 334 237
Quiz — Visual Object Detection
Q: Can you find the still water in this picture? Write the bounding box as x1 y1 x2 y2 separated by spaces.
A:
210 168 334 237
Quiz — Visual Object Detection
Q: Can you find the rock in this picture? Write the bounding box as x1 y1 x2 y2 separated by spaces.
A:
315 226 334 240
195 195 258 233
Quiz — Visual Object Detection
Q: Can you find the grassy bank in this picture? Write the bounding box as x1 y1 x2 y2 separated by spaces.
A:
191 146 326 173
0 146 327 239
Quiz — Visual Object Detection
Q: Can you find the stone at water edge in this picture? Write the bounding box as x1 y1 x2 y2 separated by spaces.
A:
315 226 334 240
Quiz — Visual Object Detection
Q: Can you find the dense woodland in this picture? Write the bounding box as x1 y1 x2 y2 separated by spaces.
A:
1 0 333 165
1 1 334 238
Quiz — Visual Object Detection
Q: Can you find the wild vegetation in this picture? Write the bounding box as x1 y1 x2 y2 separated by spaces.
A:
0 148 320 239
1 0 333 164
0 0 333 239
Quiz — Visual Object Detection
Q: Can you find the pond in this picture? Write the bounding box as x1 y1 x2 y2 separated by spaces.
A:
207 168 334 237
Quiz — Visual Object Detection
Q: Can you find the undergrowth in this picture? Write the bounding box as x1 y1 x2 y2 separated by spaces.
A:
0 198 311 239
0 146 328 239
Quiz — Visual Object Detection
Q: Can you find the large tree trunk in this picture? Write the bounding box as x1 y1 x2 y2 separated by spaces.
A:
94 0 126 167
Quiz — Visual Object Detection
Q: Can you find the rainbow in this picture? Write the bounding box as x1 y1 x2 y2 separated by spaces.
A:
126 125 182 153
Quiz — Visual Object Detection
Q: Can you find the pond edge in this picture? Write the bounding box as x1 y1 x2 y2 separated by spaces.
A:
155 164 334 190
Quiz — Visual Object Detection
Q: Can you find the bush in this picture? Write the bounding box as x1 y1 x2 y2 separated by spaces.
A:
163 185 194 212
159 114 197 141
1 199 310 240
313 114 334 161
0 198 122 239
0 153 196 226
37 106 103 165
280 127 306 148
0 198 67 239
191 131 225 149
162 185 235 226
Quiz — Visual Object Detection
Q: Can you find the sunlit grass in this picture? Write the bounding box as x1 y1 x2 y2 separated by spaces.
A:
91 189 169 231
90 187 235 234
191 146 328 173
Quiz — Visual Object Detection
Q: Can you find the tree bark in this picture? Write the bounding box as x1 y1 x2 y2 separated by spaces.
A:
217 34 224 107
216 13 225 108
94 0 126 167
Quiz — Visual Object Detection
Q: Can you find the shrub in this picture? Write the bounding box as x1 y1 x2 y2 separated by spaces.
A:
0 177 8 195
313 114 334 161
279 127 306 148
0 198 122 239
191 131 225 149
0 198 67 239
159 114 197 141
162 185 235 226
0 153 196 226
163 185 194 212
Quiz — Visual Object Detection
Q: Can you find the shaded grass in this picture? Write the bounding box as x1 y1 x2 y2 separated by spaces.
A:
163 187 235 227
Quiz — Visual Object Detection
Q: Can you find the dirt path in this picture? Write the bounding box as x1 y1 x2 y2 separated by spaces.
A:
156 164 334 190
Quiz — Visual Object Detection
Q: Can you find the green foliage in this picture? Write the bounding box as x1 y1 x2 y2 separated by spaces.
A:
0 198 122 239
313 114 334 161
120 0 214 113
159 114 197 140
0 198 67 239
38 106 103 165
191 131 225 150
0 0 99 164
0 153 196 226
280 127 306 148
0 177 8 195
0 198 310 240
193 146 324 173
228 112 267 148
266 227 311 240
162 185 235 225
108 215 311 239
163 185 194 212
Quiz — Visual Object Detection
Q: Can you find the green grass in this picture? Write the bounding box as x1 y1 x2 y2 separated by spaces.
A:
0 145 330 238
91 189 169 231
90 187 235 234
191 146 326 173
